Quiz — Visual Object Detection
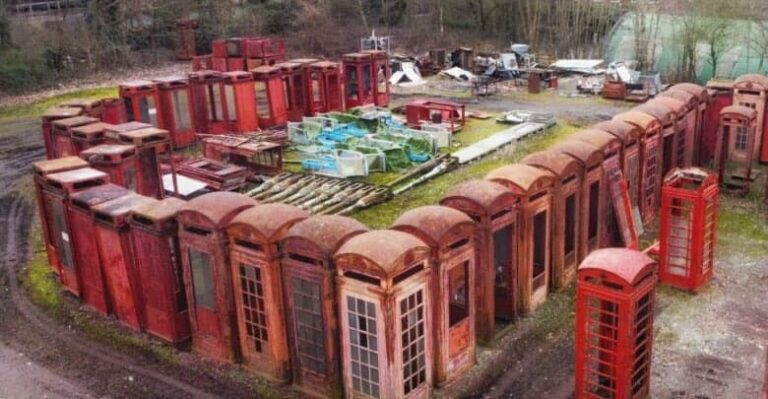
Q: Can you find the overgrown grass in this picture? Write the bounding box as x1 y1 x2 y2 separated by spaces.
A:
352 122 581 228
0 86 118 121
22 222 61 313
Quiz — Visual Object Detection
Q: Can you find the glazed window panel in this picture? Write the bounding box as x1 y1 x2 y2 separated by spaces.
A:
588 181 600 242
645 144 659 209
189 248 215 310
168 237 187 312
532 210 548 288
400 289 427 396
346 295 380 398
449 262 469 326
362 64 373 96
627 154 640 206
735 126 748 151
666 198 693 276
138 97 158 126
172 90 192 131
51 200 74 269
224 86 237 121
123 97 135 121
207 85 224 122
583 296 619 397
254 81 271 119
292 276 326 374
564 193 577 257
239 263 269 353
293 75 306 109
631 292 653 395
123 166 138 192
493 226 513 291
346 66 359 100
702 198 716 274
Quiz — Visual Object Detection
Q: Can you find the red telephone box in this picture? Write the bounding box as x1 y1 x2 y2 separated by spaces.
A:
52 116 100 158
80 144 139 192
41 107 82 159
550 140 605 258
652 97 691 170
575 248 657 399
101 98 128 125
41 168 110 297
177 192 258 362
392 206 476 385
614 111 663 224
33 156 89 276
105 121 152 142
659 168 718 292
251 65 287 128
334 230 433 399
118 127 170 199
277 61 308 122
669 83 709 164
363 50 391 107
188 70 229 135
92 193 156 330
342 52 375 109
129 197 191 343
521 150 582 290
593 120 643 212
733 74 768 162
308 61 344 115
635 102 678 179
223 71 259 133
658 89 699 167
280 215 368 397
227 204 309 381
60 99 103 119
119 80 163 127
714 105 757 195
173 20 197 60
154 76 196 148
71 122 115 155
571 130 624 248
439 180 520 342
486 164 554 313
703 80 734 163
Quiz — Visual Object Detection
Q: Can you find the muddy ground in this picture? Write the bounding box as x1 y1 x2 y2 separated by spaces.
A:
0 83 766 398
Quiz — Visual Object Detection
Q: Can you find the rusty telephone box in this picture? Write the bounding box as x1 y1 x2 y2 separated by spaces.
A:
439 180 520 342
733 74 768 162
251 65 288 128
41 107 82 159
280 215 368 397
392 206 476 386
309 61 344 115
188 70 229 135
671 83 709 165
177 192 258 362
713 105 757 195
42 168 110 298
223 71 260 133
154 76 196 148
486 164 554 313
703 80 734 163
101 98 127 125
571 130 625 248
635 102 678 179
593 120 643 212
342 52 375 109
118 127 170 199
550 140 605 258
658 89 699 167
119 80 163 127
71 122 115 155
334 230 433 399
33 157 89 276
80 144 139 192
522 150 582 290
129 197 191 343
659 168 718 292
362 50 391 107
614 111 663 224
277 61 309 122
52 116 100 158
226 204 309 381
575 248 657 399
92 193 156 330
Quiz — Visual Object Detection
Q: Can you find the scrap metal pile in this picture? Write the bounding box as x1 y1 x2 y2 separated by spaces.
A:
247 172 390 215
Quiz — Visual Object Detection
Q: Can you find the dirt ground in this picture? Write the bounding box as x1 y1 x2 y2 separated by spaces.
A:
0 79 766 398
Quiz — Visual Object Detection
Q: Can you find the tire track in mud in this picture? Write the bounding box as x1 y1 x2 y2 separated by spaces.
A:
0 118 221 398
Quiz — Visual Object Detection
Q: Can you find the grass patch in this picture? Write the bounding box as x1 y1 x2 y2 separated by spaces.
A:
0 86 118 121
21 221 61 313
352 122 581 228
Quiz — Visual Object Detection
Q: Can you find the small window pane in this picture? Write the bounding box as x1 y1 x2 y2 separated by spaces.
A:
189 248 214 310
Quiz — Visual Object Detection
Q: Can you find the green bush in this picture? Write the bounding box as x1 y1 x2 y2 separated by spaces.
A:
0 49 50 93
